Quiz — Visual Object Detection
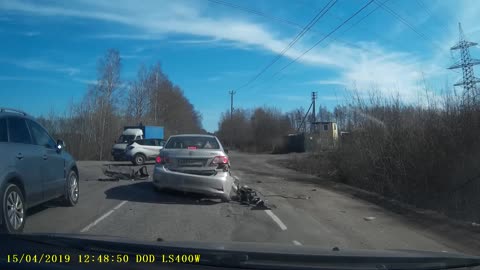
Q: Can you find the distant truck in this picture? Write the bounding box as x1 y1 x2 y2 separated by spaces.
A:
111 125 164 161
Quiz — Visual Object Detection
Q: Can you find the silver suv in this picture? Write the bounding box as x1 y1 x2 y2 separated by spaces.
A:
125 139 165 165
0 108 79 233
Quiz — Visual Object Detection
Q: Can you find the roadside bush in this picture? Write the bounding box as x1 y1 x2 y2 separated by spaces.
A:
331 92 480 222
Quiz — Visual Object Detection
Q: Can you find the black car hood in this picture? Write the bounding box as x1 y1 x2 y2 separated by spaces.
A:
5 233 480 270
14 232 478 258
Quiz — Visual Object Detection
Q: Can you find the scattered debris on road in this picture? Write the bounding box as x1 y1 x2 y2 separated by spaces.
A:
234 185 268 210
100 165 149 181
364 216 376 221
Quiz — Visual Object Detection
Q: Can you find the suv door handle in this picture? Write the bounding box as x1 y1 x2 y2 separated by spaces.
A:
43 154 48 160
16 153 24 160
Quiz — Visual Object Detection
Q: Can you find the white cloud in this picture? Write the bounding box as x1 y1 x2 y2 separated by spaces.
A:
88 33 165 40
171 38 221 44
305 79 346 86
134 47 146 53
268 94 308 102
318 95 342 102
206 76 221 82
0 0 330 64
22 31 40 36
0 58 80 76
72 78 96 84
120 54 152 60
0 76 52 82
3 0 479 102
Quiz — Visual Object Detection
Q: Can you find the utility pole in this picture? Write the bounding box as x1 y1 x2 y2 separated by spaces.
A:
154 72 158 123
311 91 317 133
229 90 236 148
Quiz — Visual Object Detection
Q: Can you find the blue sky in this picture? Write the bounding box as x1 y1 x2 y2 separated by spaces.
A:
0 0 479 132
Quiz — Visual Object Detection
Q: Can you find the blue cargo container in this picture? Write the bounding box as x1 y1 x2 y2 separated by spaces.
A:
144 126 164 139
123 125 164 139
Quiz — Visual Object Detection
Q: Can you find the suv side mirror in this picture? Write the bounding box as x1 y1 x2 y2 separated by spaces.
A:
57 139 66 152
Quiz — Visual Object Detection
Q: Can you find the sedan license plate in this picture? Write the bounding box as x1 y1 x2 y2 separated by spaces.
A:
178 159 205 167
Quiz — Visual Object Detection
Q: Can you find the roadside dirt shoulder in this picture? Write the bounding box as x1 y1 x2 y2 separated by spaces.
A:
258 152 480 255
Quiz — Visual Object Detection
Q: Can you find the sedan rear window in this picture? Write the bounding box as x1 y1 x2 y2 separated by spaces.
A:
165 136 220 149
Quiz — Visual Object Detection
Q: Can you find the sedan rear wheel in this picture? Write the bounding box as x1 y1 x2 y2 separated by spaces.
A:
1 184 25 233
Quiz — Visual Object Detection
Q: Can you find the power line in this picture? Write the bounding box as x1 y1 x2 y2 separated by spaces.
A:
328 0 389 47
236 0 338 91
415 0 452 50
415 0 450 34
303 0 391 45
415 0 434 19
373 0 443 51
206 0 301 29
272 0 376 77
246 0 382 93
206 0 384 58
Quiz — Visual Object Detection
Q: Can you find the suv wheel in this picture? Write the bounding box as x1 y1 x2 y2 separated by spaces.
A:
1 184 25 233
133 153 146 166
63 170 79 206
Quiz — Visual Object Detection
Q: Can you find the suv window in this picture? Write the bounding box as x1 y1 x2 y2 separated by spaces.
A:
28 120 56 149
8 117 32 144
143 139 156 146
134 139 145 145
0 118 7 142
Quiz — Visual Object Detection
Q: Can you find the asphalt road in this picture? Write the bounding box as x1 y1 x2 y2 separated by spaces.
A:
23 152 479 255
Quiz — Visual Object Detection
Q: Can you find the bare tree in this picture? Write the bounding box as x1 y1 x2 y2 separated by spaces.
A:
37 49 205 160
77 49 123 160
126 64 150 124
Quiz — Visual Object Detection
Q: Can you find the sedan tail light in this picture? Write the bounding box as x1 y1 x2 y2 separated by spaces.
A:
210 156 229 166
155 156 170 164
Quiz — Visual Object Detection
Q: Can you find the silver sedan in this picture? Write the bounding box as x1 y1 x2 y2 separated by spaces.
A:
152 134 236 201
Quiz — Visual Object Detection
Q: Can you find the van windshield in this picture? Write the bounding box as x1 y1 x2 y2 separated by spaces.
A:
118 135 136 144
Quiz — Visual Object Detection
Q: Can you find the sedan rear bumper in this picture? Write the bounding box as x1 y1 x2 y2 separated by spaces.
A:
152 165 234 200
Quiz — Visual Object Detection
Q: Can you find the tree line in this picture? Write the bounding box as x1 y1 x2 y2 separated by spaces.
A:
37 49 204 160
216 107 293 152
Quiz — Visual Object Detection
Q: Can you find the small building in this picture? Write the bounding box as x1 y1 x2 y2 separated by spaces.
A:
272 133 305 154
305 121 339 151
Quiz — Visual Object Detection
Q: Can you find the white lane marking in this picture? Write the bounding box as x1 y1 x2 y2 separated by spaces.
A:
80 200 127 232
113 200 127 210
293 240 302 246
265 210 287 231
